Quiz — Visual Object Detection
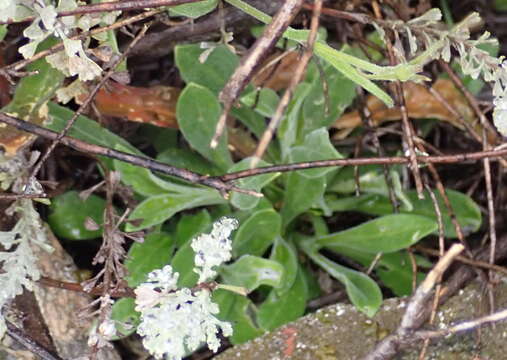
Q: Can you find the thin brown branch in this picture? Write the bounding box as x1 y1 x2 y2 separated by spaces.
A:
0 112 261 196
0 192 48 200
371 0 424 198
418 183 445 360
250 0 321 167
301 3 370 24
0 0 201 24
129 1 286 58
440 60 499 297
211 0 304 148
38 276 135 298
2 112 507 188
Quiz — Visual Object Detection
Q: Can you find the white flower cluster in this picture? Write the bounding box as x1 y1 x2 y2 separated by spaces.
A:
134 217 238 360
4 0 119 81
191 217 238 283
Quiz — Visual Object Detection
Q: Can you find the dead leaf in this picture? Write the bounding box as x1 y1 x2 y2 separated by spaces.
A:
333 78 492 142
94 82 180 128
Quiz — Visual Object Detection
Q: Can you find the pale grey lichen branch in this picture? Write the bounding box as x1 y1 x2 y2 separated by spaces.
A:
0 153 52 338
3 0 119 81
373 9 507 135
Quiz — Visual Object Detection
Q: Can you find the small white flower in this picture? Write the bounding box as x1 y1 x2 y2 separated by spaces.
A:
191 217 238 283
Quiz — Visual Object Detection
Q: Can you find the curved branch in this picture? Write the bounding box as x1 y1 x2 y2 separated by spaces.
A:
1 112 507 193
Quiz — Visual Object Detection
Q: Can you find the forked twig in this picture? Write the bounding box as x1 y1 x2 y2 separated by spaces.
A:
250 0 322 167
2 112 507 193
363 244 465 360
211 0 304 148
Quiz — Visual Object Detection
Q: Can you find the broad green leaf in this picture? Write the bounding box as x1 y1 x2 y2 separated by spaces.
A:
228 158 280 210
301 264 321 300
157 147 218 176
233 209 281 257
113 144 199 197
270 236 298 293
288 128 343 178
47 102 139 170
4 37 64 120
240 88 279 118
48 191 105 240
140 126 178 153
332 246 430 297
281 172 326 226
125 232 174 287
47 103 137 151
0 26 6 42
278 83 312 157
126 190 225 231
312 42 393 107
302 62 356 132
177 83 232 170
257 267 308 331
307 250 382 317
375 252 429 296
174 210 211 247
175 44 239 94
329 164 392 195
495 0 507 10
213 290 263 344
111 298 139 338
219 255 284 291
309 213 329 237
171 240 198 287
170 0 218 18
328 165 413 210
315 214 437 254
231 106 266 138
327 189 481 238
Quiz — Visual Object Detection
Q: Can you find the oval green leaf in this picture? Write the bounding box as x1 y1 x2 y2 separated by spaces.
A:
233 209 281 257
257 267 308 331
175 44 239 94
170 0 218 18
125 232 174 287
228 158 280 210
219 255 284 291
176 83 232 170
126 190 224 231
48 191 105 240
315 214 437 254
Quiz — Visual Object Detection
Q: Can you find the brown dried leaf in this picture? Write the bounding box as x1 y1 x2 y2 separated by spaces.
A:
333 79 487 140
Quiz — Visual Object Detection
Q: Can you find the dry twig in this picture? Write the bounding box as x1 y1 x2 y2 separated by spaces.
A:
363 244 465 360
250 0 321 167
211 0 304 149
